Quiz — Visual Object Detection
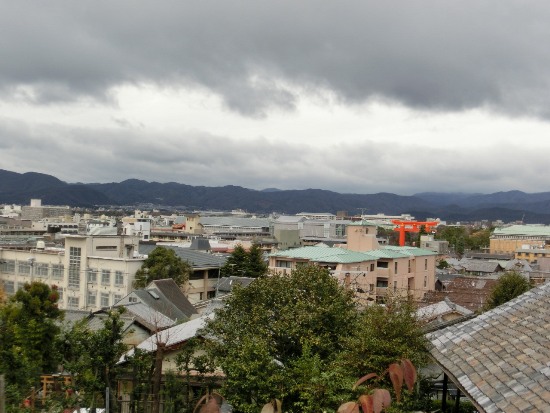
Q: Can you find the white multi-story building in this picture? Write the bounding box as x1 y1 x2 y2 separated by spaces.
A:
0 235 144 311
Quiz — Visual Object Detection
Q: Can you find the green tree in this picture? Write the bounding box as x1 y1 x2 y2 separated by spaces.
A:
133 247 192 288
337 294 428 380
484 271 531 311
220 244 267 278
202 265 360 413
220 244 248 277
60 309 128 411
0 281 62 401
244 244 268 277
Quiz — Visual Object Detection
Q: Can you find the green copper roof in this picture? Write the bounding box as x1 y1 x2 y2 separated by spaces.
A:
384 246 438 257
492 224 550 237
347 220 379 227
270 245 436 263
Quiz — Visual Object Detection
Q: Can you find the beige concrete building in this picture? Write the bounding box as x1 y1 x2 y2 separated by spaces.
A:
0 235 144 311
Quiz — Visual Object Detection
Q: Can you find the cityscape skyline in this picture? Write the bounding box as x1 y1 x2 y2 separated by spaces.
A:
1 2 550 195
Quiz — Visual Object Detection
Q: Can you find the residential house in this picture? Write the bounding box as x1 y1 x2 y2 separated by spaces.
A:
139 244 227 303
423 276 498 312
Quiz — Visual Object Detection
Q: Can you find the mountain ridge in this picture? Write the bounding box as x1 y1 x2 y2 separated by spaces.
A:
2 169 550 223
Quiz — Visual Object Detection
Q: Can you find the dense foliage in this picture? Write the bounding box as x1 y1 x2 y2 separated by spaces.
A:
59 309 128 411
219 244 268 278
435 225 492 255
0 281 62 403
133 246 192 288
484 270 532 311
201 266 428 413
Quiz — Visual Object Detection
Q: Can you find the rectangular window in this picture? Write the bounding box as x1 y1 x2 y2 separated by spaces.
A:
424 259 428 270
4 281 14 294
115 271 124 286
68 247 81 288
101 269 111 285
18 262 31 275
52 264 64 279
370 263 375 271
58 289 64 302
1 260 16 273
35 263 49 277
394 262 398 273
87 268 98 284
408 260 412 273
114 294 122 304
377 261 388 269
393 281 397 292
101 293 110 307
424 276 427 288
275 260 292 268
376 278 388 288
96 245 117 251
87 291 96 307
67 296 79 309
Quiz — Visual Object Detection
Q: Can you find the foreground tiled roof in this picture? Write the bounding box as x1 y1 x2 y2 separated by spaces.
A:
426 282 550 413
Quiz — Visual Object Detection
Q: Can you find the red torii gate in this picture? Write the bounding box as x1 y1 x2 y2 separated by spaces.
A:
391 220 439 247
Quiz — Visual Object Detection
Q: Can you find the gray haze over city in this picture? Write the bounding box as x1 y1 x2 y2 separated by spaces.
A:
1 1 549 195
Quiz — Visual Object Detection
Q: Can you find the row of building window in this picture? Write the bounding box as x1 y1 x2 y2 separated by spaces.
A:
2 281 122 309
0 260 64 278
275 259 429 272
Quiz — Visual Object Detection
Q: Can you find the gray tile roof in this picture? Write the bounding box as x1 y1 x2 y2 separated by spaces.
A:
426 282 550 412
139 244 227 268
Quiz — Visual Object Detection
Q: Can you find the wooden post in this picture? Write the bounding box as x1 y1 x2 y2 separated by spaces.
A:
0 374 5 413
442 373 448 411
453 388 461 413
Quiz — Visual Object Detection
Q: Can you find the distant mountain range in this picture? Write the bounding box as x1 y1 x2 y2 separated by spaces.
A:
1 169 550 223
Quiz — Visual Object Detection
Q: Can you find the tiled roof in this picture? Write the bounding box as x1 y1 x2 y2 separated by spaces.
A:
119 313 214 363
139 244 227 268
426 283 550 412
423 277 498 312
200 217 270 227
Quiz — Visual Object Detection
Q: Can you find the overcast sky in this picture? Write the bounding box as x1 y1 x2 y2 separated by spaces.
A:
1 1 549 195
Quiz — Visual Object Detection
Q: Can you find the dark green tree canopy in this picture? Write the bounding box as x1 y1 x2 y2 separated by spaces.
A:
484 270 531 311
0 281 62 400
220 243 267 278
133 246 192 288
201 266 427 412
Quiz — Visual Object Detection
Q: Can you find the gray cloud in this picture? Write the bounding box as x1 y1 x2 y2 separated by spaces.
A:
2 1 550 117
1 118 548 195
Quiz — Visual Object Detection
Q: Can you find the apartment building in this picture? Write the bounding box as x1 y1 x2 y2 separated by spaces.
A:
268 221 437 302
0 235 144 311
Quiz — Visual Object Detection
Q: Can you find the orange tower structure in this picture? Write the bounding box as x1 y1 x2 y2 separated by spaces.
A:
391 220 439 247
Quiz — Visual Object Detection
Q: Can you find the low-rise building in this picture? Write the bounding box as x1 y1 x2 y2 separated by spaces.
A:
268 221 437 303
490 224 550 255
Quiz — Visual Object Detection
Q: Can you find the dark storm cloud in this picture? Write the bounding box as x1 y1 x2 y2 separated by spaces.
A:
2 1 550 117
